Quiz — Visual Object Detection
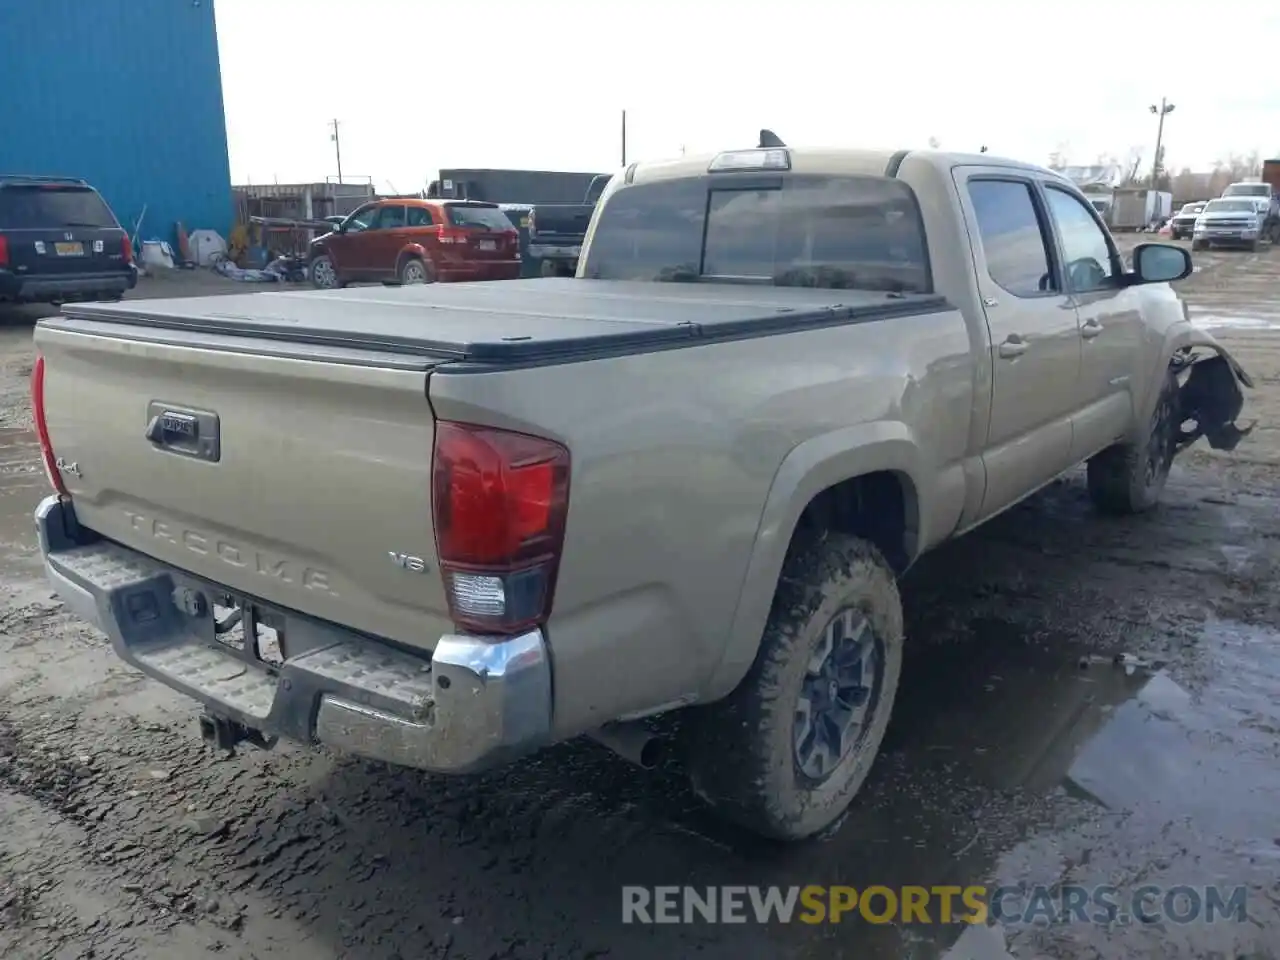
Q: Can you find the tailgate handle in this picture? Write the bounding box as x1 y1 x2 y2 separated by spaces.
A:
145 403 221 462
146 412 197 443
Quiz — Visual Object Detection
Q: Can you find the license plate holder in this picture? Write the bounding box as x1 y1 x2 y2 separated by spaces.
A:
54 242 84 257
478 240 497 251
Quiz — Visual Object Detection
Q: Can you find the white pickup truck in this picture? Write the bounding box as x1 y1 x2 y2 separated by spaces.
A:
31 142 1252 840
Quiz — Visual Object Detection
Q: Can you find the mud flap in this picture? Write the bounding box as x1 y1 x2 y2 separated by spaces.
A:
1175 353 1255 452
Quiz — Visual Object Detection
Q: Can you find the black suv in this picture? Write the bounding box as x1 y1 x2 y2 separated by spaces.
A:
0 174 138 305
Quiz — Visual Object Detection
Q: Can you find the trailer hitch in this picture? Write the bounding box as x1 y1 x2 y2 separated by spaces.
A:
198 712 277 755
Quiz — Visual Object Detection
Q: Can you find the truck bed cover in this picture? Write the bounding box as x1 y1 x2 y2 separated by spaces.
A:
59 278 947 365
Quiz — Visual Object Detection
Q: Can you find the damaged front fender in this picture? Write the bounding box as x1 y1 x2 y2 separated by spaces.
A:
1168 329 1256 452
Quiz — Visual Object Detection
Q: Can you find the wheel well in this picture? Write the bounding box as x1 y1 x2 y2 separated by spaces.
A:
791 471 918 574
396 250 424 271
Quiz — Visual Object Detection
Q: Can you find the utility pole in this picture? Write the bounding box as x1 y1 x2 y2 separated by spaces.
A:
621 110 627 167
1149 98 1175 187
329 119 344 184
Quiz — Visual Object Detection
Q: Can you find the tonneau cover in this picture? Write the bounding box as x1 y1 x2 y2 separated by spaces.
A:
61 279 946 364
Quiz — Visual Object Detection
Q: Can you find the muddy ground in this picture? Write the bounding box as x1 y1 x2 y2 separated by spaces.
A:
1 251 1279 960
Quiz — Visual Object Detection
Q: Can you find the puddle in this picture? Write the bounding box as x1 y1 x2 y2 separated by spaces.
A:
668 613 1280 959
0 427 43 572
1189 312 1280 332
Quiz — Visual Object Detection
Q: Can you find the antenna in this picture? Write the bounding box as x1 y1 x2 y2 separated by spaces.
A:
758 129 786 148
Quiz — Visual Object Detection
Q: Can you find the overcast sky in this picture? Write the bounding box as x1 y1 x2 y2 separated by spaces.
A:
215 0 1279 191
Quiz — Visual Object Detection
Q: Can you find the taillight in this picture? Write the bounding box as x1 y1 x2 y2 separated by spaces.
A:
0 234 9 267
30 355 68 497
432 421 570 635
121 234 133 264
436 226 469 245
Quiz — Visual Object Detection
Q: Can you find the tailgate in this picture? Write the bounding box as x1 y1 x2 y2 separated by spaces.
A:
34 320 453 652
529 203 594 239
443 202 520 261
0 184 130 274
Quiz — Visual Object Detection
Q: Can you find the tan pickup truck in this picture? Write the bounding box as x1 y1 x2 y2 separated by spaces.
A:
31 143 1253 841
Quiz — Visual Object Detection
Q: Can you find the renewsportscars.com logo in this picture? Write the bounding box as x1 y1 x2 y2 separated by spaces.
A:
621 884 1250 926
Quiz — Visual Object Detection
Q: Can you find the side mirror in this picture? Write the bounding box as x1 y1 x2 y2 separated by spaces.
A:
1131 243 1192 284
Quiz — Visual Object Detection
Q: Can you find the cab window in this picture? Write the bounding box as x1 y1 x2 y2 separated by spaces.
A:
966 179 1057 298
1043 186 1119 292
345 204 378 232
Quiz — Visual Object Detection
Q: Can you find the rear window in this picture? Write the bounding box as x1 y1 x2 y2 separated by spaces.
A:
1222 184 1270 198
0 185 118 229
446 204 515 231
580 175 930 293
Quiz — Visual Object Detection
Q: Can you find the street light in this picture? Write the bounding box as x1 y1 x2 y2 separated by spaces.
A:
329 119 343 184
1149 98 1175 186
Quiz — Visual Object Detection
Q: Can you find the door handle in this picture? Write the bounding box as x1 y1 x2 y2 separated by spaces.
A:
1081 319 1103 339
998 336 1028 359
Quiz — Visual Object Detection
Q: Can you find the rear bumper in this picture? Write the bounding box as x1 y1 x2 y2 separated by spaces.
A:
35 495 552 774
0 267 137 303
438 260 521 283
526 241 583 261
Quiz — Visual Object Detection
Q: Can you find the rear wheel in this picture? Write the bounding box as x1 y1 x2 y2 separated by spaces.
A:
398 257 434 284
1087 369 1179 515
1191 240 1205 251
682 534 904 840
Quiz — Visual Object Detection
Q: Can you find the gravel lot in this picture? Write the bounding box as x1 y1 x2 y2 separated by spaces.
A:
1 249 1278 960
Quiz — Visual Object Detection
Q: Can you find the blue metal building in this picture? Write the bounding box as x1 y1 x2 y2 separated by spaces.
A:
0 0 233 244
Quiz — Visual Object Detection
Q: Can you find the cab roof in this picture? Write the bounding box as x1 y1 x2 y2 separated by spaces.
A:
625 146 1064 186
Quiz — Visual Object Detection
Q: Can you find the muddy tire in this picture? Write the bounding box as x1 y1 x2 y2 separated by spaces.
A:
1087 369 1180 515
398 256 435 284
1190 240 1205 251
682 534 904 840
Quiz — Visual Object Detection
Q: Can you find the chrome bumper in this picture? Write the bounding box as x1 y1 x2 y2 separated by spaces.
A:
526 242 581 260
35 495 552 774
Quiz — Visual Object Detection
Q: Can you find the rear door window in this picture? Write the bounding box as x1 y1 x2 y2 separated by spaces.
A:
965 180 1057 298
0 185 118 229
407 206 434 227
374 205 406 230
447 204 515 231
581 175 931 292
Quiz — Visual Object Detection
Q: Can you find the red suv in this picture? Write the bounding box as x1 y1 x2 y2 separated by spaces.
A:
308 199 520 288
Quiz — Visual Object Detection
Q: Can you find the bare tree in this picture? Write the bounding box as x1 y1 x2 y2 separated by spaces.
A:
1047 142 1071 170
927 136 941 149
1121 147 1144 185
1170 166 1206 203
